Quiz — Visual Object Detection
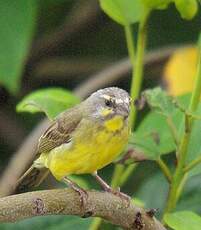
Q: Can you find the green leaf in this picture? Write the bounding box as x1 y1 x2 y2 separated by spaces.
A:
129 129 166 160
99 0 143 25
130 93 191 160
136 172 201 217
135 170 168 211
177 174 201 213
143 87 177 117
0 0 37 94
142 0 171 10
130 92 201 162
164 211 201 230
0 215 91 230
174 0 198 20
16 88 80 120
129 111 181 160
185 114 201 177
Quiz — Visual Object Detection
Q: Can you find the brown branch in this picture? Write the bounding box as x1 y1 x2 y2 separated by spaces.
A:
0 188 166 230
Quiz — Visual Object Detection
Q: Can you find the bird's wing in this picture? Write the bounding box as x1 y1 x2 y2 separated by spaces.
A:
38 106 82 153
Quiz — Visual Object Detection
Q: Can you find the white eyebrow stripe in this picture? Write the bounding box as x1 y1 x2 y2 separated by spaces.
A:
116 98 129 104
100 94 111 100
100 94 129 104
115 98 124 104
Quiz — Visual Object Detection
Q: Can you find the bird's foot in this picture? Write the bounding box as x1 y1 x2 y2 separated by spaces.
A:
71 184 88 207
63 177 88 207
92 172 130 206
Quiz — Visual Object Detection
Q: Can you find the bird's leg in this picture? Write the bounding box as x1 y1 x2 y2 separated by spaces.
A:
92 172 130 203
63 177 88 206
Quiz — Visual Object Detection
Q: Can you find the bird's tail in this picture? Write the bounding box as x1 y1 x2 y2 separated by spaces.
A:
15 165 49 193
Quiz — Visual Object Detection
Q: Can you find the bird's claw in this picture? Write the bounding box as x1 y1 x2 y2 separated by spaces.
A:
63 177 88 207
72 186 88 207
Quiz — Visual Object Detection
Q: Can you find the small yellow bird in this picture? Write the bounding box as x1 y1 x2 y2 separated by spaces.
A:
16 87 131 201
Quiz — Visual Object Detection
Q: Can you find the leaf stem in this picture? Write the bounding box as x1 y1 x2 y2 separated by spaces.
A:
176 173 188 200
119 163 137 187
184 154 201 173
125 24 135 66
163 35 201 218
111 164 125 188
157 158 172 183
130 14 148 127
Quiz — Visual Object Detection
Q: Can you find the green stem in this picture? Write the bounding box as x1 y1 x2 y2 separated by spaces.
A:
119 163 137 187
130 14 148 127
184 154 201 172
111 164 125 188
125 24 135 66
176 173 188 200
189 44 201 112
157 158 172 183
163 37 201 218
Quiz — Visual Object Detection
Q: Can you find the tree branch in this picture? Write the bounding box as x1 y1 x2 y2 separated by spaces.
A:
0 188 166 230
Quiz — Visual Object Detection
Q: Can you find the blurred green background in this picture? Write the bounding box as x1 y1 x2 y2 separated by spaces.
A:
0 0 200 229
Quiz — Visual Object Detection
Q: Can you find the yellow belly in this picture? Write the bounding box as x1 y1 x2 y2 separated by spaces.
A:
38 116 130 180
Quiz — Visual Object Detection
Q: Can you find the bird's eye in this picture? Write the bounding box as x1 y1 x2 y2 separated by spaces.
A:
105 99 113 107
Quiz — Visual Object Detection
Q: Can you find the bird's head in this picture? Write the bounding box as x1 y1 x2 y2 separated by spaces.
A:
84 87 131 122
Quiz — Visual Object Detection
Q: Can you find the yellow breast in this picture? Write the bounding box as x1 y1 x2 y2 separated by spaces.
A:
40 116 130 180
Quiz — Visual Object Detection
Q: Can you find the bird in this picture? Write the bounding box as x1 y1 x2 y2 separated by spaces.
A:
16 87 131 203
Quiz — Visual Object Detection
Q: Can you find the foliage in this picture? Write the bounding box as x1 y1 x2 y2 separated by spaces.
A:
0 0 37 94
16 88 80 120
164 211 201 230
99 0 143 25
100 0 198 27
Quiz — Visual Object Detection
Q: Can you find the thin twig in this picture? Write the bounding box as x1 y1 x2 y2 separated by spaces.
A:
157 158 172 183
0 188 166 230
184 154 201 173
